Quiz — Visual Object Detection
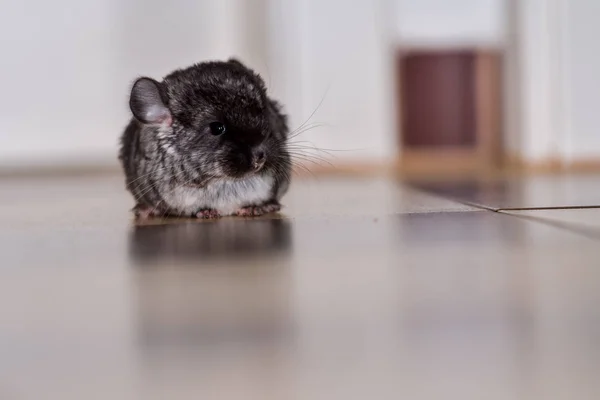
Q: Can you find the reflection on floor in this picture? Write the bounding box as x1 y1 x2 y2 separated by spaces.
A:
1 174 600 400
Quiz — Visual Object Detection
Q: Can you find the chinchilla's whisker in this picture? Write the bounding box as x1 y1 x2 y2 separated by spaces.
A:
164 172 206 219
285 157 312 177
286 146 337 159
287 141 355 153
290 152 333 167
288 123 329 140
129 168 169 195
288 122 327 137
289 156 321 172
134 172 171 200
126 167 167 187
135 169 182 202
134 183 160 206
150 201 166 220
290 84 330 134
290 161 316 178
272 159 293 181
288 154 333 169
289 153 335 169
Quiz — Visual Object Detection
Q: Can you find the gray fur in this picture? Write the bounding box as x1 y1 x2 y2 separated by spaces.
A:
118 59 291 218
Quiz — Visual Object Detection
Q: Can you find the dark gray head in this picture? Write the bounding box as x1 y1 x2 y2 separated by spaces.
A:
129 59 286 178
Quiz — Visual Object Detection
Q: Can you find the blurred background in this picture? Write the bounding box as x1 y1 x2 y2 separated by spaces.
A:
1 0 596 175
4 2 600 399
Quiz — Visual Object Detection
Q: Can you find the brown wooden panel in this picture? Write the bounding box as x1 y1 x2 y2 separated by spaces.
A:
400 51 476 148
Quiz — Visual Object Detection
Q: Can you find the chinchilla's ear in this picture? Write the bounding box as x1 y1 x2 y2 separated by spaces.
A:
129 77 172 126
228 58 247 69
228 58 266 88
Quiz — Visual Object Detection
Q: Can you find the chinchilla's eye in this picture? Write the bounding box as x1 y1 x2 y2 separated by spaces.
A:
209 122 226 136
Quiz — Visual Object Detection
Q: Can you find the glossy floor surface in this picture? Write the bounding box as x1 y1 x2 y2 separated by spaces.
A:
1 174 599 400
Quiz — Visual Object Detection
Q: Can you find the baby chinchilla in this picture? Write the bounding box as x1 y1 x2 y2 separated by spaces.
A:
119 59 291 219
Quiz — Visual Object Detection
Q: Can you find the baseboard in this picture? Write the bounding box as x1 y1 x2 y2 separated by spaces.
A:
300 156 600 178
565 159 600 173
503 155 600 174
0 163 121 179
2 157 600 180
292 160 399 177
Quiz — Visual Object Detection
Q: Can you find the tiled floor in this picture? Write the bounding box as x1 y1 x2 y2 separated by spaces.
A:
413 174 600 210
1 174 600 400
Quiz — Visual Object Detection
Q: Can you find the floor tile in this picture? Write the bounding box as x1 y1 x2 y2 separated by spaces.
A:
284 177 477 216
0 176 476 229
413 174 600 210
1 175 600 399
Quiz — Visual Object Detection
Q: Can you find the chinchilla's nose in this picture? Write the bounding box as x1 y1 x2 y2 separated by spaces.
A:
252 149 266 171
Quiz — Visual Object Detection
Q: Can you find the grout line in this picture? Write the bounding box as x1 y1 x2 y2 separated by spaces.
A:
407 184 600 239
408 187 501 212
412 186 600 213
497 205 600 212
406 184 498 212
453 200 500 213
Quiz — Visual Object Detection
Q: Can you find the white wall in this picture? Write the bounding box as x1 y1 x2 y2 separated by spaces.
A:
268 0 391 161
512 0 563 162
9 0 593 168
1 0 511 168
510 0 600 164
267 0 398 163
562 0 600 161
0 0 119 166
392 0 507 46
0 0 262 168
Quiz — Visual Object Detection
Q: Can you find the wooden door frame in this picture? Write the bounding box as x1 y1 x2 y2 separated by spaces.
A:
397 47 503 174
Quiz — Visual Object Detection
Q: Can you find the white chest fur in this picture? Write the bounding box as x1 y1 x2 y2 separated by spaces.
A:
162 174 275 216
